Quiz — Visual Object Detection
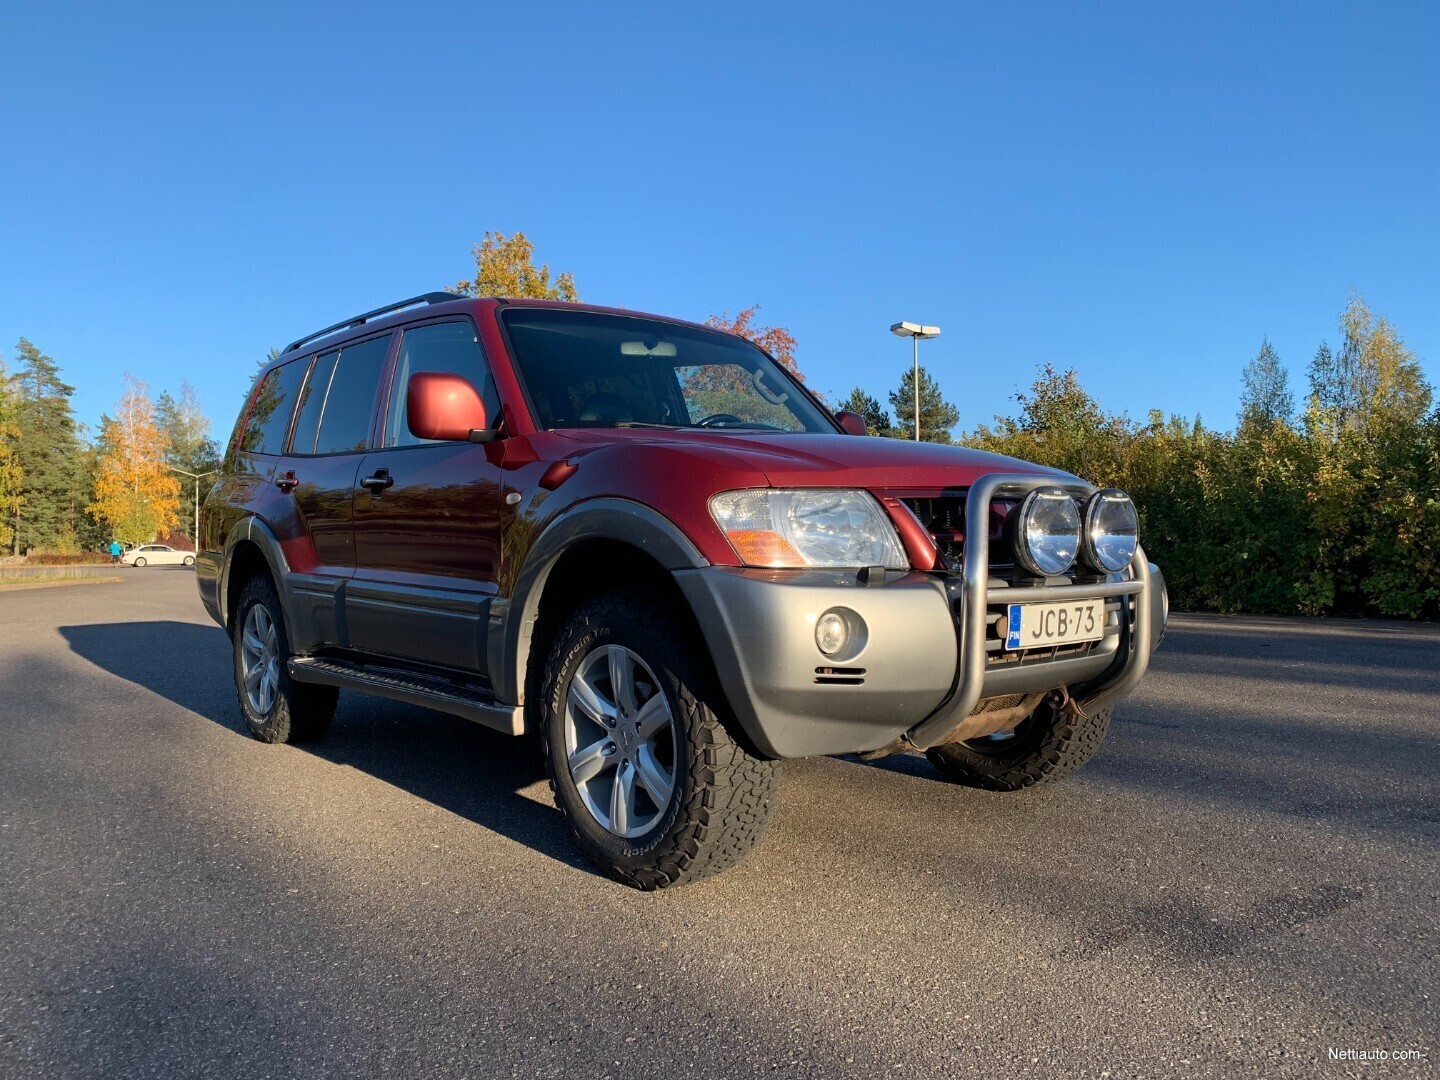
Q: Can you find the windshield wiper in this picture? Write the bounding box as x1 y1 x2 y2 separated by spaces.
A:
612 420 789 432
693 421 785 431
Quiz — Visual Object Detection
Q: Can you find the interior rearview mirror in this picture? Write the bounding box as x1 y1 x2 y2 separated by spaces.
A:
620 340 678 357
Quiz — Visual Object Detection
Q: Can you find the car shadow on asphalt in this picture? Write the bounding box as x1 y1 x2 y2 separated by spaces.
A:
59 620 592 878
845 709 1440 842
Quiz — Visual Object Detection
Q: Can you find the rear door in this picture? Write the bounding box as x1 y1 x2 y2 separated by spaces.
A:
347 317 505 674
280 333 394 647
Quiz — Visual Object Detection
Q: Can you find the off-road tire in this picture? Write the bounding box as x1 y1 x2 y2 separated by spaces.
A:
540 588 779 890
232 574 337 744
925 702 1112 792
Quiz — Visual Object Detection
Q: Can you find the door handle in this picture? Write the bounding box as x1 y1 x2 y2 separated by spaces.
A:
276 471 299 493
360 469 394 494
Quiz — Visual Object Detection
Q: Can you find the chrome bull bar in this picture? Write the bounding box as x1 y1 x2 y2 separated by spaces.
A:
903 472 1153 750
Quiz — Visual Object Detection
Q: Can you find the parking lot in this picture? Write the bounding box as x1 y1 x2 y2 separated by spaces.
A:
1 571 1436 1077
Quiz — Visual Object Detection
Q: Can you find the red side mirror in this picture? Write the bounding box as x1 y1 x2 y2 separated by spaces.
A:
836 409 868 436
407 371 490 442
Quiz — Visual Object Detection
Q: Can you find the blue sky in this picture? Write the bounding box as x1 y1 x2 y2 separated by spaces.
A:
2 1 1435 439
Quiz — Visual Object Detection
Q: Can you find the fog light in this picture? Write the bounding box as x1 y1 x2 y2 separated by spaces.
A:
816 611 849 656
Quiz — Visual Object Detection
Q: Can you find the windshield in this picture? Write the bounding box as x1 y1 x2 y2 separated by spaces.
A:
500 308 836 433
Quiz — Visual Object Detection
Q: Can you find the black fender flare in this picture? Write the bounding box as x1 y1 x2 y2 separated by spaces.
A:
217 516 293 635
487 498 709 707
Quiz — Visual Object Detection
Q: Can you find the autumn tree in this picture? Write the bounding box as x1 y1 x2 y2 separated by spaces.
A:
9 338 86 555
1308 292 1431 434
704 306 804 382
454 231 578 301
672 306 809 425
89 375 181 546
157 382 220 540
1298 296 1436 615
839 387 892 435
888 364 959 443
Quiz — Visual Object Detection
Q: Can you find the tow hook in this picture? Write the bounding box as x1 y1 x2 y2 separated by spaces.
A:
1049 686 1088 720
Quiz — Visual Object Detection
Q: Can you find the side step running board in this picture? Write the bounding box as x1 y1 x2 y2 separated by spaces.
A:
288 657 523 736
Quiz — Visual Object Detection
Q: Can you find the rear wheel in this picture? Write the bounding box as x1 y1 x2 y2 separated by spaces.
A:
232 574 337 743
133 557 146 567
540 588 779 890
925 700 1112 791
183 555 195 566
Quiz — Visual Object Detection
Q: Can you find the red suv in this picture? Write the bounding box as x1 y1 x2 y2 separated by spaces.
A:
199 293 1166 889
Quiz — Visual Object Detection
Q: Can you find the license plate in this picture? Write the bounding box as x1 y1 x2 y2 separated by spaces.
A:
1006 599 1105 650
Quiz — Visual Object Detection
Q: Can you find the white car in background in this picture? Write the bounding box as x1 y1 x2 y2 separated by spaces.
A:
122 544 195 568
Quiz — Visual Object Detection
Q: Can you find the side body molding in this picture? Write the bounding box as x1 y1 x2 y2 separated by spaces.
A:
487 498 709 708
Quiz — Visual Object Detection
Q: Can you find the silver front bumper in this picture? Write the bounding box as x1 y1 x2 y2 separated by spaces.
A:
674 566 958 758
676 472 1164 759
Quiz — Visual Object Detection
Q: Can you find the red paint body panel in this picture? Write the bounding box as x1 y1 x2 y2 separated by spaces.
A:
285 453 367 569
879 496 942 571
351 442 504 587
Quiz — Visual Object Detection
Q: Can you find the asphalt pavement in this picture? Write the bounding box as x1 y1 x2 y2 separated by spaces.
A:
1 571 1436 1078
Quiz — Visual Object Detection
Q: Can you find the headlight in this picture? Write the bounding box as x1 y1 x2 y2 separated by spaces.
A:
1081 489 1138 573
1012 486 1081 576
709 489 908 569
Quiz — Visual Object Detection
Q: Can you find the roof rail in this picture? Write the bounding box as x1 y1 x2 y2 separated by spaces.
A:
281 291 466 355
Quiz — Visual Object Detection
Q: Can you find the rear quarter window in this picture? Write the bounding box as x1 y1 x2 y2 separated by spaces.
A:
236 358 308 456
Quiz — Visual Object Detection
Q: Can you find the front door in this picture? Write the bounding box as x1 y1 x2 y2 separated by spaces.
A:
347 318 505 674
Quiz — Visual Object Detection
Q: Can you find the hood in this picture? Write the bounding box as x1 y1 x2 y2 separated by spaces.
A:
553 428 1074 491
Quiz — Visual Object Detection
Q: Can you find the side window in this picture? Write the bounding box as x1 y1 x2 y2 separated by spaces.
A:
382 321 500 448
237 358 308 455
313 334 392 454
289 351 339 456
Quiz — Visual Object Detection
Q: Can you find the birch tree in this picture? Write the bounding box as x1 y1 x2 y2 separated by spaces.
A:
89 375 181 546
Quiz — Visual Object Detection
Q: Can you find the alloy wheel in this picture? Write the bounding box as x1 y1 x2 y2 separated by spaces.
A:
240 604 281 716
563 645 678 838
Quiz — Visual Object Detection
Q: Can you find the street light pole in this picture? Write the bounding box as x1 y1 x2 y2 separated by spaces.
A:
889 322 942 441
912 334 919 441
168 466 216 546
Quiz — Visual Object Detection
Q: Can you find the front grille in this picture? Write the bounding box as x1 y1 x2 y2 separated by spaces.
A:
901 494 1019 574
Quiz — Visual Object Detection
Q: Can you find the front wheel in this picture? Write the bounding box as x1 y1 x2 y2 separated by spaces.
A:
540 588 779 890
926 700 1112 791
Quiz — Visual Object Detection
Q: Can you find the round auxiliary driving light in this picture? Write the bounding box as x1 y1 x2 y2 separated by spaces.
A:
1013 486 1082 577
1082 488 1139 573
814 607 867 661
816 611 849 656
